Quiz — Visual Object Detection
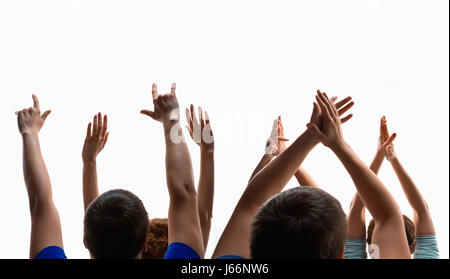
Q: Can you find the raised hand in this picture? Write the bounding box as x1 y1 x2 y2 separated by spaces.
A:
141 83 179 123
265 116 289 155
307 90 353 149
308 90 354 134
377 116 396 152
17 94 52 135
378 116 398 162
82 113 109 163
185 104 214 152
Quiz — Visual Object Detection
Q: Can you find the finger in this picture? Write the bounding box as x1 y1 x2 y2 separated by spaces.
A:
32 94 40 110
311 102 320 120
322 92 339 118
383 133 397 148
337 101 354 116
270 119 278 138
379 116 384 137
383 116 390 138
317 91 335 118
93 114 98 137
86 122 92 138
386 144 394 154
188 108 194 132
140 110 158 120
380 117 388 140
204 111 211 126
101 114 108 137
97 112 103 137
321 92 339 117
334 96 352 110
277 137 289 141
191 104 199 126
340 114 353 124
185 125 193 139
41 110 51 121
185 108 192 128
152 83 158 101
171 82 176 96
306 122 326 141
316 94 333 121
330 96 337 103
277 116 282 138
199 106 204 129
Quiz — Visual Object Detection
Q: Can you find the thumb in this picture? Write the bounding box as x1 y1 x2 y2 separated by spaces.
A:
141 110 157 120
383 133 397 149
41 110 52 121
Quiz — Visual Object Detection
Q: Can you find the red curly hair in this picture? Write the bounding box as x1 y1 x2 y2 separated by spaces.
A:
141 218 169 259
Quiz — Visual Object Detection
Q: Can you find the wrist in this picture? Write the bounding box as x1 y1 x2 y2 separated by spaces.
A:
21 130 38 138
303 128 321 146
389 156 399 164
373 150 385 162
83 157 97 165
330 140 350 156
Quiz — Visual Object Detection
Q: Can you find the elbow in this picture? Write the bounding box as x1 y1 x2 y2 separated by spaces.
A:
170 182 198 202
198 208 213 228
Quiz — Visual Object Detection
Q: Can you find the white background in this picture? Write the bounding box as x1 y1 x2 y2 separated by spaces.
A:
0 0 448 259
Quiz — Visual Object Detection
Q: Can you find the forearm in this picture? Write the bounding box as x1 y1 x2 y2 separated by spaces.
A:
82 160 100 211
346 151 384 238
390 158 427 215
163 120 196 196
294 167 319 188
332 142 402 223
369 151 384 175
390 157 435 234
347 192 366 238
249 154 273 182
22 132 53 210
239 129 318 210
197 149 214 248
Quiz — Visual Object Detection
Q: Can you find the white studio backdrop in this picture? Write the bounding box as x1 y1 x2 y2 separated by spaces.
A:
0 0 448 259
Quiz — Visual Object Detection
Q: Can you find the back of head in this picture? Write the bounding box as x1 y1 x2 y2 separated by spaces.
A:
84 189 149 259
367 214 416 254
250 187 347 259
142 218 169 259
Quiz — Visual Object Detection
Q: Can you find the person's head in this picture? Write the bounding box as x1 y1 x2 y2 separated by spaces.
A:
84 189 149 259
141 218 169 259
250 186 347 259
366 215 416 254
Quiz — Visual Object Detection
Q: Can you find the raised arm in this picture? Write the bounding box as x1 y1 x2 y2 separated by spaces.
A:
82 113 109 211
347 116 391 239
308 91 410 258
141 83 204 257
212 96 353 258
17 95 63 258
185 105 215 250
248 117 287 182
384 123 436 235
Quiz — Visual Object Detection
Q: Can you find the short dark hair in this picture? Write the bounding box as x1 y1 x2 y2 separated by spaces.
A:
142 218 169 259
366 215 416 254
250 187 347 259
84 189 149 258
